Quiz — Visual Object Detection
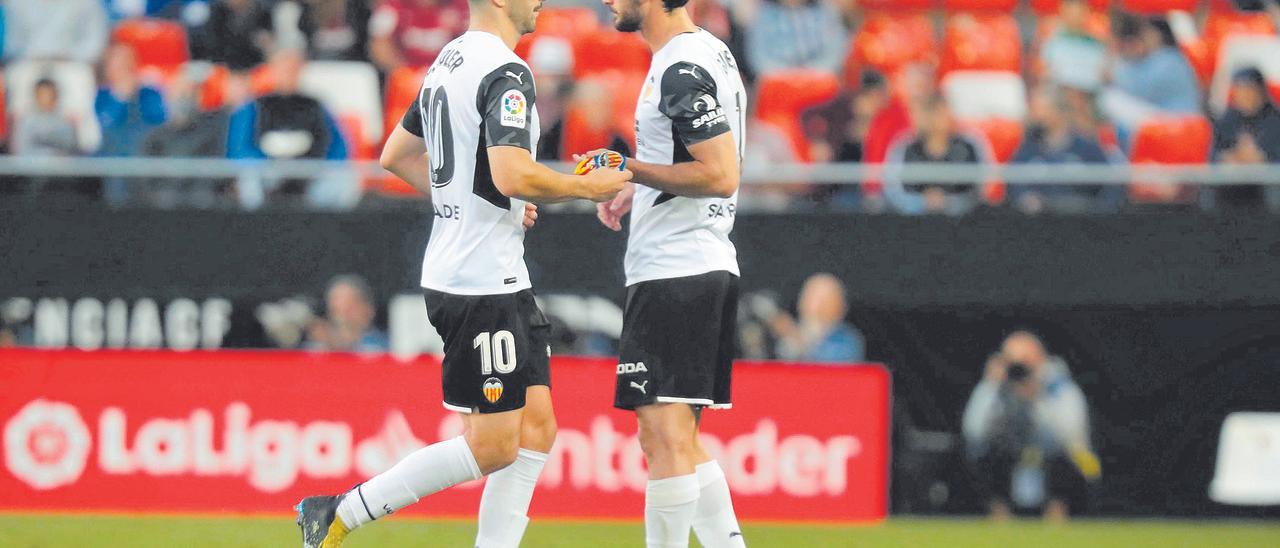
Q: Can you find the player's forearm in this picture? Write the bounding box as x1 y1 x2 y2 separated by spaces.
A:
497 161 586 203
383 155 432 195
627 158 737 199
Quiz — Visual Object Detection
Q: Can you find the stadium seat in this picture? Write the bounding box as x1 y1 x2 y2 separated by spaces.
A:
1030 0 1111 14
515 8 600 60
560 70 645 158
0 73 7 143
4 61 102 152
111 18 189 80
384 67 427 141
941 13 1021 76
1119 0 1197 14
1185 10 1278 84
1209 35 1280 115
299 61 384 148
195 63 231 111
1128 115 1211 204
967 117 1024 164
942 0 1016 10
754 70 840 162
942 70 1028 121
846 11 937 88
572 31 651 78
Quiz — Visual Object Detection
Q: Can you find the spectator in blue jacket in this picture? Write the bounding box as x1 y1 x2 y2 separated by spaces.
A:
745 0 847 77
227 47 351 208
770 273 866 363
1100 15 1201 142
96 43 167 206
1011 86 1123 214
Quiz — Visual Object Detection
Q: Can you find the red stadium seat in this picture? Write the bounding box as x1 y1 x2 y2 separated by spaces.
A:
1119 0 1197 14
384 67 427 141
943 0 1017 10
560 70 645 158
515 8 600 60
968 118 1024 164
859 0 935 10
1128 116 1211 204
112 18 189 79
572 31 651 78
846 12 937 88
1186 11 1279 84
941 13 1021 76
0 73 7 142
1030 0 1111 14
754 70 840 162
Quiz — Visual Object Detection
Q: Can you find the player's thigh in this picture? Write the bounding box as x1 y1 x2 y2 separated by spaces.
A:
635 402 698 450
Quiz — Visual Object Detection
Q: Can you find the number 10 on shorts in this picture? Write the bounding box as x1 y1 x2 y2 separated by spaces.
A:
473 330 517 374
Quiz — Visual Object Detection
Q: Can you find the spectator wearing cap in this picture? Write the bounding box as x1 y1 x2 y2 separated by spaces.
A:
1100 15 1200 141
745 0 847 77
1010 86 1121 215
3 0 109 63
368 0 469 73
1212 67 1280 211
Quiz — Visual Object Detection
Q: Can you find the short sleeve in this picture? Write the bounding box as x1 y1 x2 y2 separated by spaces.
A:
476 62 537 151
400 89 424 138
658 62 730 147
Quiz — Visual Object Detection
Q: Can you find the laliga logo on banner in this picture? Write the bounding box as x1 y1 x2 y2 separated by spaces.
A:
4 400 92 490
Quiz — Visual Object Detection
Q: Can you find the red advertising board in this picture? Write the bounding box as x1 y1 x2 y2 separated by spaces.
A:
0 349 889 522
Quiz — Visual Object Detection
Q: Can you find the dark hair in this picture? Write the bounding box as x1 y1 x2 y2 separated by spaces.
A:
663 0 690 11
858 70 888 93
34 78 58 93
1114 14 1144 41
327 274 375 306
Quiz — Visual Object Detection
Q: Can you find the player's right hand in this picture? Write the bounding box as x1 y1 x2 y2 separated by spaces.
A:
581 166 632 203
597 182 635 231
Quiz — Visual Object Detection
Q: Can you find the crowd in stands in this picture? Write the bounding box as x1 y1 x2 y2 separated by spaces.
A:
3 0 1280 213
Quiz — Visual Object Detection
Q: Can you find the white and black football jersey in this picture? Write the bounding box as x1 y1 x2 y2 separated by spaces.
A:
400 31 541 295
627 29 746 286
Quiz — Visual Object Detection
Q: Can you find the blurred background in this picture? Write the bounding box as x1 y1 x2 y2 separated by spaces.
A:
3 0 1280 536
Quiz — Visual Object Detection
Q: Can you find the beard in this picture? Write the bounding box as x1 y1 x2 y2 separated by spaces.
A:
614 10 642 32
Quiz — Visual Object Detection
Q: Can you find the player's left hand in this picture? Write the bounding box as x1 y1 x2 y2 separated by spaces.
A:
596 182 634 231
523 202 538 230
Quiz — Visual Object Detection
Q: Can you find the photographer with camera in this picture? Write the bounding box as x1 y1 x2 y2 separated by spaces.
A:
962 331 1100 521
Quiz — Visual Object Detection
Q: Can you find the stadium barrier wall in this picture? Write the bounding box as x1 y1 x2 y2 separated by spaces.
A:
0 349 890 522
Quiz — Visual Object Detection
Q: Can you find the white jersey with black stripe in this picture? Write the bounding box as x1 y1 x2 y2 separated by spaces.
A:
400 31 541 295
627 29 746 287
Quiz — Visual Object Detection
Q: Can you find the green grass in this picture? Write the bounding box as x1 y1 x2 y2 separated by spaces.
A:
1 514 1278 547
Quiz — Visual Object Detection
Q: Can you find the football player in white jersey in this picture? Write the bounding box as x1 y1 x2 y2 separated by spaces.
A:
588 0 748 546
295 0 631 546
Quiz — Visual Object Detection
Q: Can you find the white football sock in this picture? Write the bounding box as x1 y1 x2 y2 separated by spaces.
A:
692 461 746 548
645 474 700 548
336 435 481 529
475 448 549 548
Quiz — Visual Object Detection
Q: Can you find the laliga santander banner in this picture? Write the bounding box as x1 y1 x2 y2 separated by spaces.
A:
0 349 889 521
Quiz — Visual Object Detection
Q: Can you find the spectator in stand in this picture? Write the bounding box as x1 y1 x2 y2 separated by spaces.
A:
367 0 469 73
745 0 847 77
963 331 1099 521
2 0 109 63
189 0 274 70
767 273 865 363
12 79 80 157
307 274 390 352
305 0 372 61
1212 67 1280 211
810 71 893 209
1010 86 1122 215
862 63 933 211
96 43 168 206
527 36 575 162
227 47 351 208
560 80 631 160
104 0 198 20
1040 0 1107 94
1100 15 1200 142
140 65 232 208
883 95 987 216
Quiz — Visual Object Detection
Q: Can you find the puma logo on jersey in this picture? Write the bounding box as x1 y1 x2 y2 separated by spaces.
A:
678 66 701 79
504 70 525 85
630 380 648 394
617 362 648 374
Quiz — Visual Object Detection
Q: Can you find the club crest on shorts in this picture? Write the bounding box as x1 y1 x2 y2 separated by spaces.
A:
483 377 504 403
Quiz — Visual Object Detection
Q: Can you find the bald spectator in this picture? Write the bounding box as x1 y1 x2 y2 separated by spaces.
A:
3 0 109 63
307 274 389 352
768 273 865 363
963 331 1098 521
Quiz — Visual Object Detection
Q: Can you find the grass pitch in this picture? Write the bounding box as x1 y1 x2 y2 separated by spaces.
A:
1 513 1278 547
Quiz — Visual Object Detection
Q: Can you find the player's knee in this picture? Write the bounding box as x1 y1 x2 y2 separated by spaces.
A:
637 423 695 461
521 412 557 453
466 430 521 472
